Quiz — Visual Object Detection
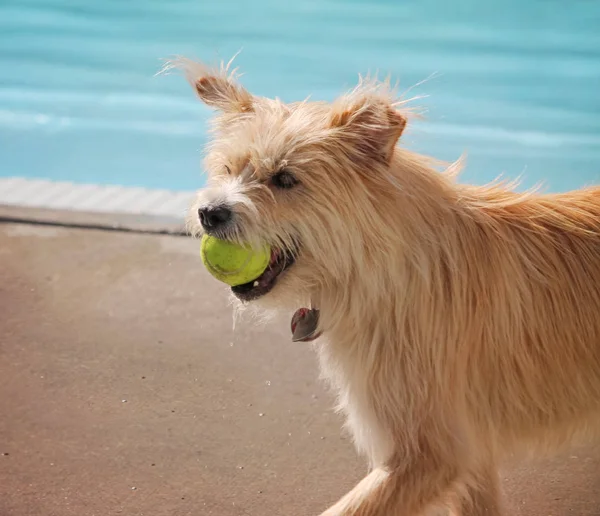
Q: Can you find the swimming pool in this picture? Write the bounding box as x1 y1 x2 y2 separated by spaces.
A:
1 0 599 192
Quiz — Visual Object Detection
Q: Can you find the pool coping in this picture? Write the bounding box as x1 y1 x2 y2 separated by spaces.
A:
0 178 192 235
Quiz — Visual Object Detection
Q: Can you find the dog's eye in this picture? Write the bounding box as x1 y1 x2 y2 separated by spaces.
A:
271 170 298 189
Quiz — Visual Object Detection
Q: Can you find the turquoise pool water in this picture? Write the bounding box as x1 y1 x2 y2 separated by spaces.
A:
1 0 599 191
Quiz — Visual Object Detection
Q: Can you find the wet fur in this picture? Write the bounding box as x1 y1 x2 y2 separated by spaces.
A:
169 57 600 515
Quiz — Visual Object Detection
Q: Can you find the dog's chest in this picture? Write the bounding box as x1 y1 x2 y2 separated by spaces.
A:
318 338 396 467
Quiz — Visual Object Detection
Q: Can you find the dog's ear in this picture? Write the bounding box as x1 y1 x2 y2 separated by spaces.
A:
330 90 406 164
164 57 254 113
194 74 254 113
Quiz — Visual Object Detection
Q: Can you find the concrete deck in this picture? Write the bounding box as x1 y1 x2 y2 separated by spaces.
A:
1 220 599 516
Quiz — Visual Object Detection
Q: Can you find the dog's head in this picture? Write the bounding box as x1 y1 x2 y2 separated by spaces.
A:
175 58 409 308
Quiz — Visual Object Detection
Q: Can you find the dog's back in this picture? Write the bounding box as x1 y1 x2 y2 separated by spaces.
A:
454 185 600 454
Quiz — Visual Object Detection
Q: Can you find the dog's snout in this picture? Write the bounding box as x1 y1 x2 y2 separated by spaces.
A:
198 205 232 230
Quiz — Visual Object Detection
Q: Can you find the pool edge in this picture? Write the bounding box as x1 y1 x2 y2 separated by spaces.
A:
0 178 192 235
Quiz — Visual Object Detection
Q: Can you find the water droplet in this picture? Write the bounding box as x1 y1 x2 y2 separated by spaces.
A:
258 413 265 417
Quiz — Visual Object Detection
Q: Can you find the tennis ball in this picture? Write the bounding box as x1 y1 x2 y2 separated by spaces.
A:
200 234 270 287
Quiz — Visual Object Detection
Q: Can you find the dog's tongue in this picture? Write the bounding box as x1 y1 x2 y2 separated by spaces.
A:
291 308 322 342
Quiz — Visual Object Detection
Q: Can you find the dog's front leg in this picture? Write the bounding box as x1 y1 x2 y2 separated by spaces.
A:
319 451 460 516
319 468 396 516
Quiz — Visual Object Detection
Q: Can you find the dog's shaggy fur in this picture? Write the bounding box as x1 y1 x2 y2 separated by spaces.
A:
171 57 600 515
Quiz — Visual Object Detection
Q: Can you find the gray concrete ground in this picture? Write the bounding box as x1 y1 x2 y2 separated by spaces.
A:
0 220 599 516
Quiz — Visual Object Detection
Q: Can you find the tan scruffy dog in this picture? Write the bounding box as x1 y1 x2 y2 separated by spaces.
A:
169 57 600 515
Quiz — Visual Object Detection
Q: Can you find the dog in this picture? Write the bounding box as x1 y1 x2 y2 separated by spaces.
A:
169 57 600 515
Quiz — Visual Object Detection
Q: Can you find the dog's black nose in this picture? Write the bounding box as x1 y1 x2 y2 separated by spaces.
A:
198 205 232 230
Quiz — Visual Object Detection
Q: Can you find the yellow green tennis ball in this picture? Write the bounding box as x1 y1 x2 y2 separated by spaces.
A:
200 234 270 287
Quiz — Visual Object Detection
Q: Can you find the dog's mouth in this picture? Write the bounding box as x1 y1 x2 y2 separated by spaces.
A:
231 246 296 302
